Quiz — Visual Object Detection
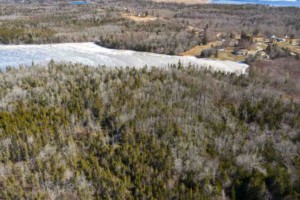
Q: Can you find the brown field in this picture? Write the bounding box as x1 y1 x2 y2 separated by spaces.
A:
153 0 209 4
277 39 300 55
180 43 245 61
180 42 221 56
215 48 246 62
121 13 157 22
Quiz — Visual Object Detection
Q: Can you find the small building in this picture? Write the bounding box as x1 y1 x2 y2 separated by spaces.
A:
138 13 146 17
277 38 285 42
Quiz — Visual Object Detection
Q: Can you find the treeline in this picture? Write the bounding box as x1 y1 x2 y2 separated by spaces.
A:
0 27 56 44
1 2 299 54
96 20 201 55
0 63 299 199
0 4 201 54
164 4 300 38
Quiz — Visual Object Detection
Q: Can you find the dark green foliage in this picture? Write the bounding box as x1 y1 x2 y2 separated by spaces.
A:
237 98 285 129
0 63 299 199
266 44 290 59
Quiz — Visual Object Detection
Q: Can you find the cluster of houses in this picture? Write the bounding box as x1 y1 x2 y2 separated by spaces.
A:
231 34 299 60
253 35 297 44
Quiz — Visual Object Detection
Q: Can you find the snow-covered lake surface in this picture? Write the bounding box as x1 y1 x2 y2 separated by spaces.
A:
0 42 248 74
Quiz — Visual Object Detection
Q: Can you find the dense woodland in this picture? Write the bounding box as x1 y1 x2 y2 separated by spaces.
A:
0 1 299 199
0 1 299 54
0 61 299 199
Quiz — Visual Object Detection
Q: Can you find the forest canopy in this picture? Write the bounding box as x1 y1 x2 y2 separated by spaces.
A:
0 62 299 199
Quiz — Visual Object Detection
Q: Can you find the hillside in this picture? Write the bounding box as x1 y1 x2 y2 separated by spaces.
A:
0 2 299 55
0 62 299 199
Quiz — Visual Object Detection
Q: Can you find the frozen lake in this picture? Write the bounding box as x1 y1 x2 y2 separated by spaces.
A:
0 42 248 74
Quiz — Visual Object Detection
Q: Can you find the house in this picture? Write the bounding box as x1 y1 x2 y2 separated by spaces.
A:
138 13 146 17
277 38 285 42
270 35 278 44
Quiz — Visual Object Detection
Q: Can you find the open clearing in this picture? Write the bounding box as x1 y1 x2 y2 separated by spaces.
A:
153 0 209 4
179 42 245 62
180 42 222 56
121 13 157 22
182 45 245 62
277 39 300 55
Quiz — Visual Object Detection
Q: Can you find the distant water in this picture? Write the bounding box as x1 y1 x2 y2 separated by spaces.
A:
212 0 300 7
70 1 90 5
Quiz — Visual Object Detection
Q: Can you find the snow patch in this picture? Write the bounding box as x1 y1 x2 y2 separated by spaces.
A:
0 42 249 75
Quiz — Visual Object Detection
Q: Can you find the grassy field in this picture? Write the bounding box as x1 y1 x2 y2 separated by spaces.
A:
181 43 246 61
277 39 300 55
215 48 246 61
180 42 221 56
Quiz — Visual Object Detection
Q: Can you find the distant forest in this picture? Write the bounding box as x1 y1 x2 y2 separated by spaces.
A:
0 1 299 54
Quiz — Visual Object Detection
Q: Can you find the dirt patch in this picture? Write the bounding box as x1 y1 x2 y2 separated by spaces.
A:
153 0 209 4
121 13 157 22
